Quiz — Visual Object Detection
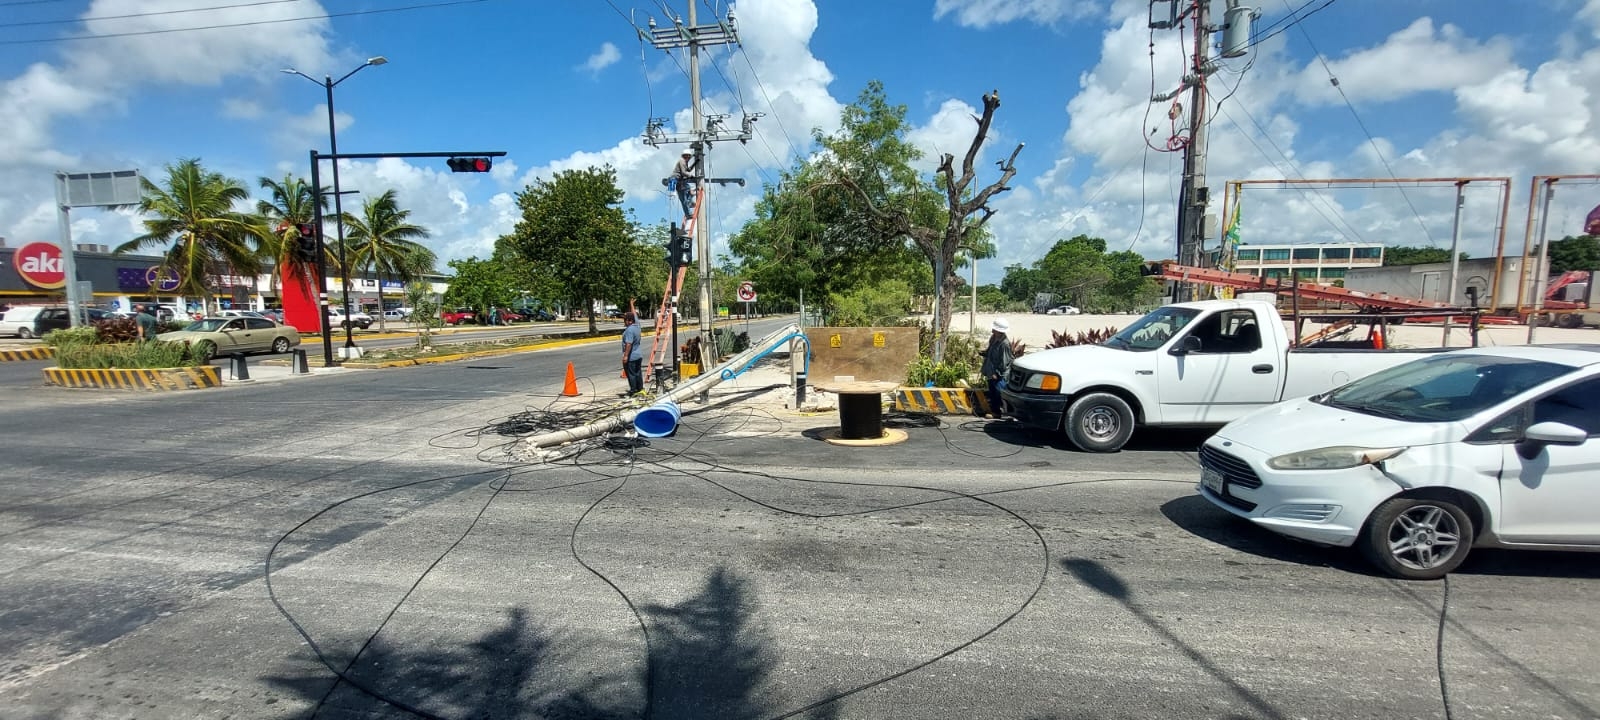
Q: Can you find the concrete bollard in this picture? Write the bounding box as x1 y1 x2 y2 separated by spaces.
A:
229 355 251 381
290 349 309 374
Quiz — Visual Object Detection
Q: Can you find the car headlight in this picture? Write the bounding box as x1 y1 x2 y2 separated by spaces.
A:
1022 372 1060 391
1266 446 1406 471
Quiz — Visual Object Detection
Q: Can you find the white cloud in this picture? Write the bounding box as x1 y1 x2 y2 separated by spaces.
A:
581 42 622 75
221 98 263 120
932 0 1101 28
1291 18 1515 106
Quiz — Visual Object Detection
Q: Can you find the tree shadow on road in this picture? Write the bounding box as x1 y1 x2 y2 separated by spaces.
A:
265 566 841 719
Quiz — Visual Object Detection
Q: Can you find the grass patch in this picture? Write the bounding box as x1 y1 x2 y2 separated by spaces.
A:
353 334 579 363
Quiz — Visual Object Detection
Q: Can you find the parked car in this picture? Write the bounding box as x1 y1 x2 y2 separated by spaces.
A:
442 308 476 326
1046 305 1081 315
514 306 556 322
382 309 408 320
156 316 301 363
215 309 267 319
259 309 286 323
326 306 373 329
1001 299 1447 452
1198 344 1600 579
2 306 113 338
0 306 48 338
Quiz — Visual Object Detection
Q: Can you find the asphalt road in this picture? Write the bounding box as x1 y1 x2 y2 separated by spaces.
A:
0 327 1596 720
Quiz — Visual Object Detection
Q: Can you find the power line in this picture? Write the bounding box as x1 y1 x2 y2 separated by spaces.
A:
0 0 307 29
1281 0 1436 246
1220 101 1368 244
0 0 496 45
0 0 69 6
1239 0 1340 53
736 48 801 163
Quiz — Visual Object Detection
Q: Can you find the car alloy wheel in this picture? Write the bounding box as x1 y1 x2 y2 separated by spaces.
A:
272 337 290 353
1360 496 1474 580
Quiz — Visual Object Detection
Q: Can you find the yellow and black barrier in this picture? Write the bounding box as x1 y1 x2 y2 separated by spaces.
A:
893 387 992 416
44 366 223 391
0 347 55 362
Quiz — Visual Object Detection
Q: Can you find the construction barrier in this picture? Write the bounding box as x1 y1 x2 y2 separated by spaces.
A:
44 366 223 391
0 347 55 362
893 387 992 416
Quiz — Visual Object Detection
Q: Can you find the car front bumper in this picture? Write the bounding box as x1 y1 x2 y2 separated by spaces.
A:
1000 387 1068 431
1195 435 1402 547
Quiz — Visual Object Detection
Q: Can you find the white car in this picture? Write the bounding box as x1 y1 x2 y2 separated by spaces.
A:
1046 305 1081 315
1198 345 1600 579
326 306 373 329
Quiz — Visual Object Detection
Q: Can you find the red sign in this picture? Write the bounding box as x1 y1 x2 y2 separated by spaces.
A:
14 242 66 289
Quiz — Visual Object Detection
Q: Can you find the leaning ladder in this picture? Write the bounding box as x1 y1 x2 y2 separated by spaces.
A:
645 185 705 383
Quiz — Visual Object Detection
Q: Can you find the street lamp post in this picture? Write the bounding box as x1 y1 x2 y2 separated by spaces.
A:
282 56 387 357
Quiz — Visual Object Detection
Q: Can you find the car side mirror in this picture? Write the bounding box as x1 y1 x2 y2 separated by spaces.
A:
1517 421 1588 458
1170 336 1203 356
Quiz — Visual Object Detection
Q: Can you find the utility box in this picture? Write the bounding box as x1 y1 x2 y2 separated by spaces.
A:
803 327 918 385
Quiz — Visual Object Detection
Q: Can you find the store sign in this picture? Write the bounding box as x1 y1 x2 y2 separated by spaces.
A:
14 242 66 289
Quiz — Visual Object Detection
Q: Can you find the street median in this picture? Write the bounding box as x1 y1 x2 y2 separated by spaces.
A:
44 365 222 390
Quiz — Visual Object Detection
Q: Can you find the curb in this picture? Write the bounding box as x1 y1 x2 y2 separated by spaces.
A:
893 387 992 416
44 365 223 390
342 331 629 369
0 347 55 362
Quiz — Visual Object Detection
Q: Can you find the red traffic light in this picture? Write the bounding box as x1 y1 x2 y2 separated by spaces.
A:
448 157 493 173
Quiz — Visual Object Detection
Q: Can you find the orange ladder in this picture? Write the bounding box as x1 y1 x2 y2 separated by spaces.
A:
645 185 705 383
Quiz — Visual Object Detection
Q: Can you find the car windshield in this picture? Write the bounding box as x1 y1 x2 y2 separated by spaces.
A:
1316 354 1574 422
182 319 231 332
1103 306 1201 351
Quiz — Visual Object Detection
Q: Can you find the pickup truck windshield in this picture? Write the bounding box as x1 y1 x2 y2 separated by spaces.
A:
1104 307 1201 351
1316 354 1572 422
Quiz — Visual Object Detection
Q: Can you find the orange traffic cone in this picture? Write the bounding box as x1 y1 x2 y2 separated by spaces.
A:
562 362 580 397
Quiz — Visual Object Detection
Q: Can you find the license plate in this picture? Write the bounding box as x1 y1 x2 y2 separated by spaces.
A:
1201 467 1225 494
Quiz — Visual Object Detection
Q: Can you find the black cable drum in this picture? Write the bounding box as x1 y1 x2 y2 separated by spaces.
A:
838 392 885 440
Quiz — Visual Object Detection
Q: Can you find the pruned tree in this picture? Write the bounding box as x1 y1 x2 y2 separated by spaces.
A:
819 87 1023 361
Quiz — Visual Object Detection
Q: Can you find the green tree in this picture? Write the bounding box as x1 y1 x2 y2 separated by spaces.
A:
442 257 515 320
117 158 266 312
816 84 1022 359
1383 245 1465 266
254 174 328 297
1548 234 1600 273
342 189 434 332
501 166 641 333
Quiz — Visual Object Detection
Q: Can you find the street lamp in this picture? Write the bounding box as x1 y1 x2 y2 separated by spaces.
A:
282 56 387 357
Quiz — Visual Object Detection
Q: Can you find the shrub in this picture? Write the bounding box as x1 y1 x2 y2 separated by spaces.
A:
905 356 973 388
55 340 193 369
1046 326 1120 349
42 326 98 349
94 318 140 344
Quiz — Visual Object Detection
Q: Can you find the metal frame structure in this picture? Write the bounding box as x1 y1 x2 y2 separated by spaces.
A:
1218 176 1512 305
1516 174 1600 322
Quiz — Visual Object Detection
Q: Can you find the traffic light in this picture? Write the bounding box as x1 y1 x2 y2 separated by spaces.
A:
667 223 693 268
293 223 318 262
447 157 493 173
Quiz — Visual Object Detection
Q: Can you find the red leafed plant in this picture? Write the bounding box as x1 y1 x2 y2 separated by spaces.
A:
1045 326 1120 349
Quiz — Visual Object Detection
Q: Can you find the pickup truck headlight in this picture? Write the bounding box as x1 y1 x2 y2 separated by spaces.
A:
1021 372 1060 391
1266 446 1405 471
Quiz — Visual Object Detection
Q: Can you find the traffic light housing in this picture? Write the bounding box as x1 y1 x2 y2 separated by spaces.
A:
447 157 493 173
293 223 318 262
667 223 693 268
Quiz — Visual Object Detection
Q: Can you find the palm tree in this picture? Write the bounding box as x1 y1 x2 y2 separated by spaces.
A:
116 158 265 315
255 174 329 302
342 189 434 331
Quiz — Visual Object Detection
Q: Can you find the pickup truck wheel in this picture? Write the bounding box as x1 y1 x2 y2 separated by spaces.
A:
1065 392 1135 453
1359 497 1473 580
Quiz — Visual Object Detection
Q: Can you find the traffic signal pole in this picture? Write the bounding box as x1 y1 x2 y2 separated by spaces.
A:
305 149 504 365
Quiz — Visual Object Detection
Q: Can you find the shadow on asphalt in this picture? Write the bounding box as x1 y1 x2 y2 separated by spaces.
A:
956 418 1215 454
267 567 843 719
1060 557 1286 720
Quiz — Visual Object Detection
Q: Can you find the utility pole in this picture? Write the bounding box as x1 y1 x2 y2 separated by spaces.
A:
644 4 756 343
1151 0 1258 302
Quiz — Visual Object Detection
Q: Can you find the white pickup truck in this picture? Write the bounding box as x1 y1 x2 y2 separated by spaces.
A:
1000 299 1449 452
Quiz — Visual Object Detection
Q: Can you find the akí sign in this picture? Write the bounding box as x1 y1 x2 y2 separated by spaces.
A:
14 242 66 289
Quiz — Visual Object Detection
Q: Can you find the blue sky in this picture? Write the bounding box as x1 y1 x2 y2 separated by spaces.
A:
3 0 1599 286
